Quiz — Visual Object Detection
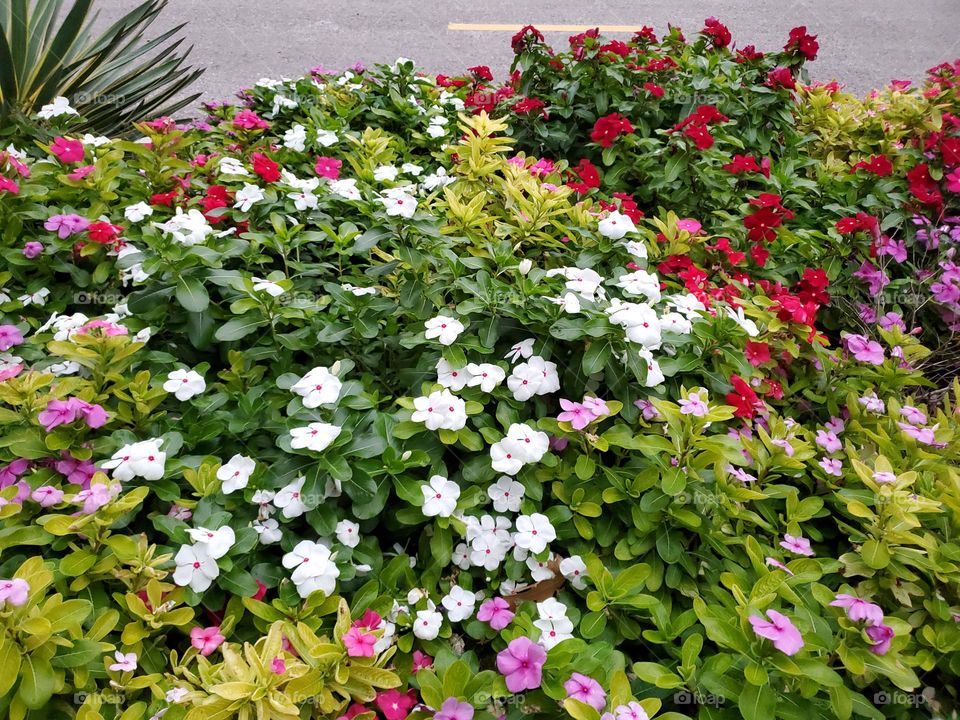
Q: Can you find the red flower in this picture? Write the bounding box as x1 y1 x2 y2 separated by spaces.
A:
252 153 281 183
87 221 123 245
566 158 601 193
467 65 494 82
590 113 634 148
633 26 657 43
599 40 631 57
745 341 771 367
683 123 714 149
511 25 545 53
613 192 644 223
701 17 732 49
643 82 665 98
202 185 231 223
835 212 879 237
512 97 547 117
941 137 960 166
749 244 770 266
315 156 342 180
726 375 762 418
743 206 783 242
150 190 179 207
784 26 819 60
766 67 796 90
736 45 765 62
723 154 761 174
252 580 267 600
906 163 943 206
851 154 893 176
436 74 467 88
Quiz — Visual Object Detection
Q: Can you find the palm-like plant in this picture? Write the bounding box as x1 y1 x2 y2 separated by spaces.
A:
0 0 203 135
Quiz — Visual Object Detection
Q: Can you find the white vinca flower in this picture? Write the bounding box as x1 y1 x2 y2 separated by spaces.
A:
289 422 342 452
546 267 604 301
615 269 661 303
374 164 399 181
315 129 338 147
507 355 559 401
606 299 662 349
185 526 236 559
505 338 535 362
488 476 525 512
253 518 282 544
336 520 360 548
424 315 464 345
420 475 460 517
124 202 153 223
436 358 469 391
413 607 443 640
283 123 307 151
102 438 166 481
442 585 477 622
637 348 665 387
218 157 249 176
283 540 340 598
329 178 361 200
466 363 506 392
234 183 265 212
291 366 342 407
378 191 417 218
514 513 556 554
724 305 760 337
597 210 637 240
411 389 467 431
163 368 206 400
252 277 286 297
154 208 212 246
274 476 308 518
173 544 219 592
528 553 556 581
559 556 589 589
217 454 255 494
490 424 549 476
38 96 78 119
660 312 693 335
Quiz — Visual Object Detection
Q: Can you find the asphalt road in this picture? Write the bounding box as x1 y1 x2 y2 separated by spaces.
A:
93 0 960 101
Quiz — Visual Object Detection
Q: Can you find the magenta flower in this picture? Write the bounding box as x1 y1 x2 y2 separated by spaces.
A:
0 578 29 606
679 391 709 417
315 156 342 179
634 399 658 420
67 164 95 180
0 324 24 352
878 312 906 332
22 241 43 259
780 534 813 556
76 400 108 428
477 597 515 630
876 235 907 262
815 429 842 453
825 416 845 434
830 594 884 626
0 176 18 194
31 486 64 507
433 697 475 720
765 557 794 576
190 626 226 656
342 626 376 657
614 702 649 720
496 636 547 692
842 334 885 365
0 459 29 488
677 218 702 233
270 656 286 674
564 672 607 711
865 623 894 655
44 213 89 239
233 109 269 130
50 136 84 163
897 421 938 445
819 457 843 476
749 609 804 655
38 399 80 431
557 399 596 430
412 650 433 671
852 261 890 295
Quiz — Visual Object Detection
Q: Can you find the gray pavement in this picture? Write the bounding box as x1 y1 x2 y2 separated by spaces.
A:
93 0 960 101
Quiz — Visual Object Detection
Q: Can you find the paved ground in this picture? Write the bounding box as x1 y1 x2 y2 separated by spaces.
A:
94 0 960 102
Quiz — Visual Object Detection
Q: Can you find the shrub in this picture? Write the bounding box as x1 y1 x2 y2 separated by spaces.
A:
0 23 959 720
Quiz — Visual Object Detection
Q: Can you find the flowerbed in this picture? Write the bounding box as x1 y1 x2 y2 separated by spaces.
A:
1 18 960 720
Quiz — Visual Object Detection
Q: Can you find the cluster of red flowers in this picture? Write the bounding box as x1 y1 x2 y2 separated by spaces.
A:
252 152 281 183
783 26 819 61
590 113 634 148
742 193 794 244
851 154 893 177
565 159 601 194
722 154 771 177
671 104 729 150
905 163 943 207
835 212 880 238
512 97 548 118
700 17 732 49
510 24 546 54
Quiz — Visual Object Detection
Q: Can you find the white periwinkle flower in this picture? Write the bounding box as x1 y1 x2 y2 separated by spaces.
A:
163 368 206 400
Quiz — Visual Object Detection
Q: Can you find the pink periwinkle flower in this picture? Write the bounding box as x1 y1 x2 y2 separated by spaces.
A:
44 213 89 239
31 485 64 507
842 333 885 365
233 109 270 130
270 656 286 674
815 429 842 453
23 241 43 259
679 391 709 417
865 623 895 655
342 626 377 657
634 398 659 420
749 609 804 655
190 626 226 656
900 405 927 425
0 325 24 352
38 399 79 431
50 137 84 163
830 594 885 626
67 165 95 181
564 672 606 711
780 534 814 556
897 421 939 445
0 459 29 488
558 399 597 430
819 457 843 477
677 218 702 233
765 557 794 576
614 702 649 720
496 636 546 692
852 261 889 295
0 578 29 606
433 697 475 720
477 597 515 630
412 650 433 671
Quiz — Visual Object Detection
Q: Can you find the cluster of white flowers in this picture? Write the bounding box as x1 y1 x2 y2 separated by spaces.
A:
412 389 467 431
153 208 212 246
490 423 549 475
436 358 505 392
282 540 340 598
102 438 166 481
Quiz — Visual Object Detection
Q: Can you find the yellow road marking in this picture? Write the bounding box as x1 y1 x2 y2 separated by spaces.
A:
448 23 644 32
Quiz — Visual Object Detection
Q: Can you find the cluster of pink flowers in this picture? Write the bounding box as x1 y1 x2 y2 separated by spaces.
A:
557 395 610 430
831 594 895 654
38 397 108 432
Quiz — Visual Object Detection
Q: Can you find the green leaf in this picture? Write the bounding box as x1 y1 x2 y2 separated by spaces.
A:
51 639 103 668
18 655 55 709
738 683 776 720
215 315 267 341
176 275 210 312
0 639 22 696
